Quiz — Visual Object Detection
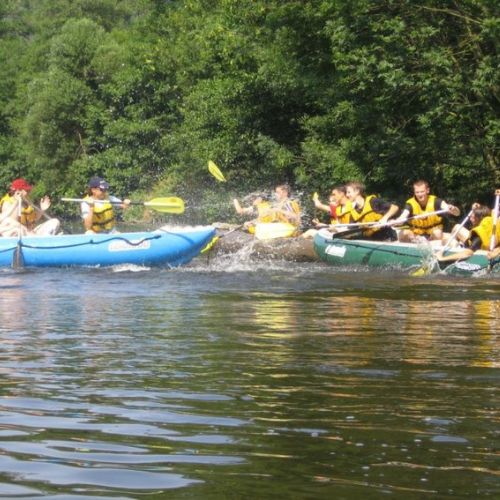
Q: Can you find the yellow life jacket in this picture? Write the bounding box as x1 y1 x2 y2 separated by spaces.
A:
84 195 116 233
256 201 274 223
333 201 353 225
471 216 500 250
0 193 9 213
349 195 382 237
406 195 443 235
272 199 301 227
0 193 36 228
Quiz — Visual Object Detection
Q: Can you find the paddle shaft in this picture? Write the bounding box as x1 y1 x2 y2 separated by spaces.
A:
62 197 134 206
13 197 24 268
61 197 184 214
25 197 52 221
332 209 448 229
441 209 474 253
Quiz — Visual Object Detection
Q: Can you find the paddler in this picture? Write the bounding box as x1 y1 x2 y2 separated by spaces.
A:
0 178 60 236
271 184 301 230
233 192 273 233
302 185 352 238
81 177 131 234
395 180 460 242
314 185 352 226
344 181 399 240
235 184 302 235
436 204 499 263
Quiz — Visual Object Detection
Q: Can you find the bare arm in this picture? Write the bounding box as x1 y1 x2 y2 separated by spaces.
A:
441 200 460 217
379 203 400 224
233 198 253 216
436 248 474 262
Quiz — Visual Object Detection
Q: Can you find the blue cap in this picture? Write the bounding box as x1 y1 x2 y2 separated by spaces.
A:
88 177 109 190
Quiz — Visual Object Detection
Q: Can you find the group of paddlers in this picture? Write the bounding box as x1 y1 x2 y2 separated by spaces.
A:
233 180 500 262
2 175 499 263
0 176 130 237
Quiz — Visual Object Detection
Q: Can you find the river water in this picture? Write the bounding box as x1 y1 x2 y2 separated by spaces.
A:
0 251 498 499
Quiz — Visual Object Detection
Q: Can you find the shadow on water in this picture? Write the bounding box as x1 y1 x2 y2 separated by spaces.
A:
0 257 498 498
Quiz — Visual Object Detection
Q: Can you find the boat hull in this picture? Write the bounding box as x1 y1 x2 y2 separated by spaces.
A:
313 229 499 276
0 226 216 268
212 228 317 262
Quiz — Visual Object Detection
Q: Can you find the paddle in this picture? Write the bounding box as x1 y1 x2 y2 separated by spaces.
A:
441 208 474 253
328 226 367 239
208 160 226 182
327 209 451 240
25 197 52 221
200 223 246 253
410 208 474 276
13 196 24 268
331 209 449 230
61 196 185 214
487 189 500 272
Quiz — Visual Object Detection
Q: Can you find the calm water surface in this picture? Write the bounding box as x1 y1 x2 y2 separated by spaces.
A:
0 252 498 499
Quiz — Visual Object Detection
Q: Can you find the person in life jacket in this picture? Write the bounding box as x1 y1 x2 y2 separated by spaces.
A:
312 185 353 226
343 181 399 240
395 180 460 242
302 185 352 239
437 204 499 263
81 177 131 234
270 184 301 228
233 192 273 233
0 178 60 237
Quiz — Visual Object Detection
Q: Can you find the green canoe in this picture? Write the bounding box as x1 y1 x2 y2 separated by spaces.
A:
313 229 499 276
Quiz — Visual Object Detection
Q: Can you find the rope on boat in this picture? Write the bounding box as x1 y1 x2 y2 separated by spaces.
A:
7 234 162 251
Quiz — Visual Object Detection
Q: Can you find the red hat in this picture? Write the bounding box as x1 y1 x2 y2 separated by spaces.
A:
10 178 33 192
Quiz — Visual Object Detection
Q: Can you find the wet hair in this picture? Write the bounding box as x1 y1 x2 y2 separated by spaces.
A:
346 181 365 196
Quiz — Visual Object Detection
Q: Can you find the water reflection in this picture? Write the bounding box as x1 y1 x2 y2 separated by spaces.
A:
0 267 498 497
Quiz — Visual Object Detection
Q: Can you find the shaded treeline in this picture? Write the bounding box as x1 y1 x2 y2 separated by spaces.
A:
0 0 498 221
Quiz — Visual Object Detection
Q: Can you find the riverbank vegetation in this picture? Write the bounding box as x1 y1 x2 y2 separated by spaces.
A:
0 0 498 221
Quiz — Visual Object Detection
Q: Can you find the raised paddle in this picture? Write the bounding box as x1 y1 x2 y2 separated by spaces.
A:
61 196 185 214
208 160 227 182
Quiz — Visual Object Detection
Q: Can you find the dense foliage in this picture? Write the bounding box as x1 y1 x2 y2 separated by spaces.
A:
0 0 498 221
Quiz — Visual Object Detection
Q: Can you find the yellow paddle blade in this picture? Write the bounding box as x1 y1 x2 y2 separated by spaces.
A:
144 197 185 214
410 259 439 276
208 160 226 182
254 222 296 240
312 192 319 201
201 236 219 253
410 267 427 277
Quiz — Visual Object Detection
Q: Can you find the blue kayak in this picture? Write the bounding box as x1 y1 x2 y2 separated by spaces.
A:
0 226 216 268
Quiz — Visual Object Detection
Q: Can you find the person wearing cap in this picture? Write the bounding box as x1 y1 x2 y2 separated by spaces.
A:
81 177 131 234
0 178 60 236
